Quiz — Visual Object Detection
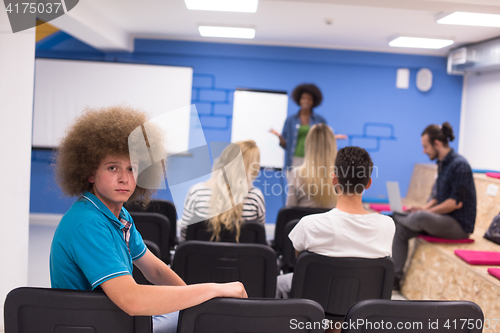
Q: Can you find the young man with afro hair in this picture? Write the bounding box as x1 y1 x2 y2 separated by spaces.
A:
50 106 247 333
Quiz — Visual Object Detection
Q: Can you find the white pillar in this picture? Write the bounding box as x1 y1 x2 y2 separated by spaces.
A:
0 7 35 331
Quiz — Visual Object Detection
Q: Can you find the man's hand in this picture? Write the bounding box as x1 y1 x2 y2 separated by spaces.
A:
405 206 423 213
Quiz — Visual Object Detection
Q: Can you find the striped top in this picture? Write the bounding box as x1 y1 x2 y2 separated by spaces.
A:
180 182 266 241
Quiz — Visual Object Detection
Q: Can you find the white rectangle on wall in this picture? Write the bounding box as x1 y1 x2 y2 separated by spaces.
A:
396 68 410 89
231 90 288 169
33 59 193 154
459 71 500 171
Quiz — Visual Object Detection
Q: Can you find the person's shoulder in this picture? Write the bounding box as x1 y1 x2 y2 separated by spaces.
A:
188 182 211 195
57 198 104 238
451 153 473 171
249 186 264 197
366 213 396 231
314 113 327 123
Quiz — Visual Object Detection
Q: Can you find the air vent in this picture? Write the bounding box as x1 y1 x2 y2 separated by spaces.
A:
447 36 500 75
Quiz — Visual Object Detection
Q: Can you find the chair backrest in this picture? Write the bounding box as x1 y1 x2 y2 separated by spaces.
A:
4 287 152 333
341 299 483 333
133 239 162 285
173 241 277 297
274 207 330 253
130 212 171 264
185 220 267 245
291 252 394 320
177 298 325 333
282 219 300 272
125 199 177 246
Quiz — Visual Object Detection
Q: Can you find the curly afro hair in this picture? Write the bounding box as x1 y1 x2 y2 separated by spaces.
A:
55 105 164 202
291 83 323 108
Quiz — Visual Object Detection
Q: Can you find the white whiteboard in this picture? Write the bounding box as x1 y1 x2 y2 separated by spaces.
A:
33 59 193 154
458 71 500 171
231 90 288 169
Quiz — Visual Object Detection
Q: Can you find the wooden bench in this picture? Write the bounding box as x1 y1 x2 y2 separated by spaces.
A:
402 173 500 320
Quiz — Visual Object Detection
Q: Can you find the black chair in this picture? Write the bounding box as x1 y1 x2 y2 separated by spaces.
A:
125 199 177 247
341 299 484 333
4 287 152 333
178 297 325 333
282 219 300 273
173 241 277 297
185 220 267 245
273 207 330 254
130 212 171 264
291 252 394 321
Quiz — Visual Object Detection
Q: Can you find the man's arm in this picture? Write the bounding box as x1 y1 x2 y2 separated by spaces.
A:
407 199 437 213
426 198 462 215
100 275 246 316
133 249 185 286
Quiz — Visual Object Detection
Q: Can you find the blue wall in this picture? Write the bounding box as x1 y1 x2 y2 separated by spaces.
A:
32 33 464 225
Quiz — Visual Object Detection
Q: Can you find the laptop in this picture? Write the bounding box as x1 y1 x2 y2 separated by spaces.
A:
386 181 408 215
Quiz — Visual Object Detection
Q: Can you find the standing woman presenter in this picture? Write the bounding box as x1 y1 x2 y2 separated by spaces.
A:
270 83 346 170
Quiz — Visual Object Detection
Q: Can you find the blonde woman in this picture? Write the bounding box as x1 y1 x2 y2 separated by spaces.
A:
180 140 265 241
286 124 337 209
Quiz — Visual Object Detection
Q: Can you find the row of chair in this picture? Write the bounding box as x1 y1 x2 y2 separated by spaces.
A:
125 199 328 251
137 239 394 321
4 287 484 333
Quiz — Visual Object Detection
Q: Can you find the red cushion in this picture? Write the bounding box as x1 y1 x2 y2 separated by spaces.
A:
486 172 500 179
369 203 407 212
488 268 500 280
455 250 500 265
418 235 474 244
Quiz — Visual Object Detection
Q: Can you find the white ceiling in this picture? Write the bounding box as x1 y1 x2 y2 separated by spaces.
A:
51 0 500 56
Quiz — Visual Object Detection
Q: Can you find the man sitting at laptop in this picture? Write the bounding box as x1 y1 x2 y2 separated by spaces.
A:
392 122 477 290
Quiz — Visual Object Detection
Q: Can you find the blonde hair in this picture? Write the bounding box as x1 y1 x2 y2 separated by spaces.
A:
298 124 337 208
208 140 260 242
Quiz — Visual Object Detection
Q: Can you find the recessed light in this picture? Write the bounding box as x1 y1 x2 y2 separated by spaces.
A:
389 37 454 49
437 12 500 28
198 26 256 39
185 0 258 13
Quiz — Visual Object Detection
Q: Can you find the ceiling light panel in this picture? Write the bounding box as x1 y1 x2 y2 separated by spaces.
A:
438 12 500 28
185 0 258 13
389 37 454 49
198 26 256 39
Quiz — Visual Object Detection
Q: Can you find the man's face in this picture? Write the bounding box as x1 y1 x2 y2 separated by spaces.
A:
88 155 138 213
421 134 438 161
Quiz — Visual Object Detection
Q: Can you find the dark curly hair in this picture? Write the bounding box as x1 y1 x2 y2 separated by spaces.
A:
55 105 165 202
422 122 454 147
334 146 373 195
291 83 323 108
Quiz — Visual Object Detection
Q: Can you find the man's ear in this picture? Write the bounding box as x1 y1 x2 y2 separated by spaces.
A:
432 139 442 150
332 173 339 186
365 178 372 190
88 174 95 184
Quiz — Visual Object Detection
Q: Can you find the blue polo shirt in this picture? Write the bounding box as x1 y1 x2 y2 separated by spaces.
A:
50 192 147 290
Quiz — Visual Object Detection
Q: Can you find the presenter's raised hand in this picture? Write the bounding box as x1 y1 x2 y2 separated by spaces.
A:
269 128 280 137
